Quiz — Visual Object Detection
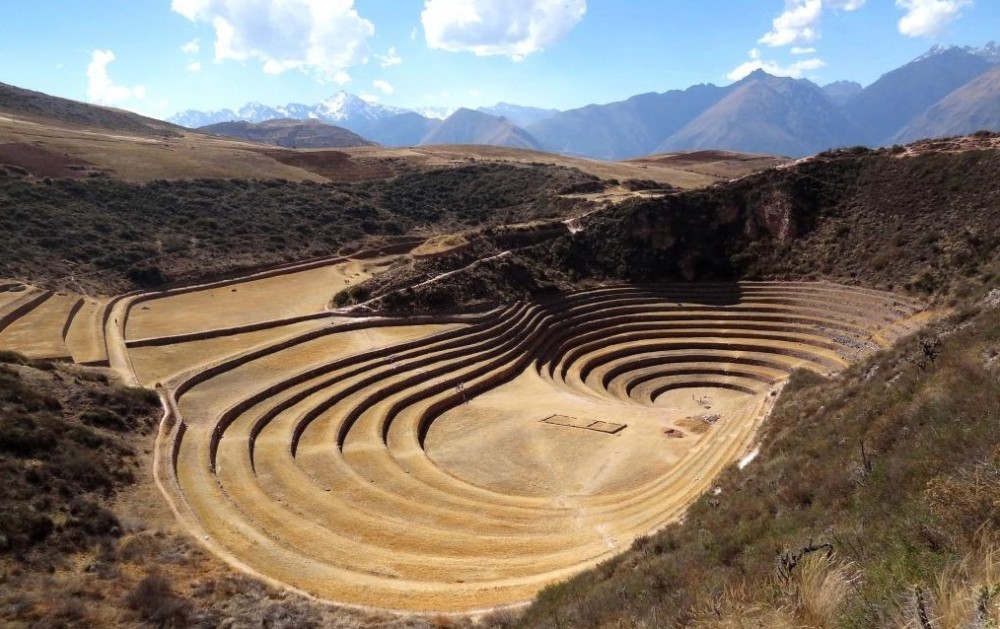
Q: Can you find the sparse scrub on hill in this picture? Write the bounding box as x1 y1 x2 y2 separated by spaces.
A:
0 355 159 559
0 163 595 293
355 144 999 313
516 302 1000 628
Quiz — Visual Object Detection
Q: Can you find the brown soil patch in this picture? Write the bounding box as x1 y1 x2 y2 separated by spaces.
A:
0 141 101 178
261 148 397 182
675 417 711 435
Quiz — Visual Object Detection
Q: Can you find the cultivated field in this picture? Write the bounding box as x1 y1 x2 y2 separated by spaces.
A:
0 259 928 613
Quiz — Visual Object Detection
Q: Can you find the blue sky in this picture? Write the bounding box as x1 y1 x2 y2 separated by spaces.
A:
0 0 996 119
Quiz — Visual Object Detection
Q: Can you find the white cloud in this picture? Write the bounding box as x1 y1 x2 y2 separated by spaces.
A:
377 46 402 67
421 0 586 60
170 0 374 81
86 50 146 105
895 0 971 37
760 0 823 47
791 46 817 54
727 48 826 81
187 61 203 72
372 79 394 95
826 0 866 9
181 37 201 54
759 0 867 48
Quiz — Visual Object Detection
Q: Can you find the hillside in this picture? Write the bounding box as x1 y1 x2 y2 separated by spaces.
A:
895 65 1000 143
198 118 376 149
0 81 183 138
339 137 1000 312
0 162 597 293
419 108 542 150
0 81 775 189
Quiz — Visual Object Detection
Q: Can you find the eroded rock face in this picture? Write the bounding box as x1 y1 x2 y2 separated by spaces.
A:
750 186 799 243
627 208 677 250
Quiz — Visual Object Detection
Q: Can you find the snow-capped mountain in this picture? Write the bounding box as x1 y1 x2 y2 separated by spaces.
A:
916 42 1000 65
970 41 1000 64
314 92 408 123
167 91 406 132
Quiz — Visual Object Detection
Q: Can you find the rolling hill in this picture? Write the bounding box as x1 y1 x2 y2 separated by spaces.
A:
418 108 542 149
198 118 375 149
0 81 183 138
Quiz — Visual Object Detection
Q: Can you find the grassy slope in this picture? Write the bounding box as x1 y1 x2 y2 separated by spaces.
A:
518 298 1000 628
0 162 596 293
0 82 184 139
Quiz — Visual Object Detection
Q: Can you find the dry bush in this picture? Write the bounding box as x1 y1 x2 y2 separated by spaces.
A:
126 569 191 628
691 582 798 629
793 554 860 628
891 538 1000 629
475 607 522 628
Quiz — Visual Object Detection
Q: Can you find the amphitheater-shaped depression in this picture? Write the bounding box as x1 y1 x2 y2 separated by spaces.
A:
132 276 928 613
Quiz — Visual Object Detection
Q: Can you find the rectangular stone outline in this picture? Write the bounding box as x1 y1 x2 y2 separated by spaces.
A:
539 414 626 434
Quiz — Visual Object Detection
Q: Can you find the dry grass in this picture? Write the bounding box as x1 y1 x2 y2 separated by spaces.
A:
411 234 471 258
891 537 1000 629
794 554 860 628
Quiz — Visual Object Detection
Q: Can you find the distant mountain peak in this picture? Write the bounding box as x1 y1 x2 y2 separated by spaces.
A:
476 102 559 127
913 43 999 64
168 92 406 129
316 91 404 122
420 108 541 150
970 41 1000 63
822 80 863 106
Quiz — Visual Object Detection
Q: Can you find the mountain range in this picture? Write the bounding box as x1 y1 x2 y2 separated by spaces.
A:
169 43 1000 158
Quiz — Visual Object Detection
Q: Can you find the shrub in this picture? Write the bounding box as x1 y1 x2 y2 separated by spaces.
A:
126 570 191 628
81 408 126 431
